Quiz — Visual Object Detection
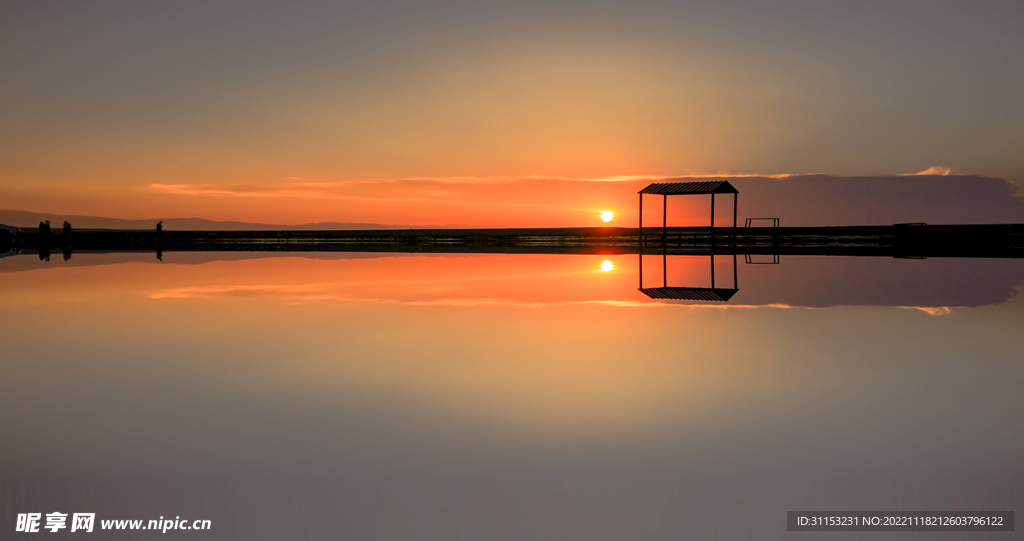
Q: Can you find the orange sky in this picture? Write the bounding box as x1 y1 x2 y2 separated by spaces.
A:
3 175 754 227
2 2 1022 226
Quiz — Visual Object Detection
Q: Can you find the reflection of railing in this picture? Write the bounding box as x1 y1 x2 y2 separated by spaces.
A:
744 254 780 264
744 218 779 228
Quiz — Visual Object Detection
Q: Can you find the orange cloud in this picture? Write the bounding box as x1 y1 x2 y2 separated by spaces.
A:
141 253 782 308
148 282 802 310
149 173 796 199
143 174 796 227
901 306 954 316
906 166 954 176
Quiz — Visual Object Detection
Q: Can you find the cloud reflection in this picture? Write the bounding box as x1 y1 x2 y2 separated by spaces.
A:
133 253 1024 310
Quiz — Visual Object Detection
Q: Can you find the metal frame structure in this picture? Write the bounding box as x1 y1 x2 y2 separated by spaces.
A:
638 181 739 238
635 181 741 301
638 252 738 301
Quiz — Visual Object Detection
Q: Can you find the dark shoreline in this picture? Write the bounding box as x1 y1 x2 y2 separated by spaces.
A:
4 224 1024 259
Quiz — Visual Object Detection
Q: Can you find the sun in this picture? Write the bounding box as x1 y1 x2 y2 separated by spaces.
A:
600 211 614 222
600 260 614 272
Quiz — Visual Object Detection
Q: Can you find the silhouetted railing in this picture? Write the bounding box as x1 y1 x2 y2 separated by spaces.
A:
4 224 1024 259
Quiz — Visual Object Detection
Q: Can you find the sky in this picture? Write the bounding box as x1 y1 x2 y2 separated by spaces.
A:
2 1 1023 225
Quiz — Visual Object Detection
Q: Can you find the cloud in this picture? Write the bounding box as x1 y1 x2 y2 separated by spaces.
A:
902 306 953 316
147 176 659 198
145 177 653 218
148 282 800 309
727 174 1024 225
147 173 798 199
145 172 1024 229
148 183 305 198
906 166 953 176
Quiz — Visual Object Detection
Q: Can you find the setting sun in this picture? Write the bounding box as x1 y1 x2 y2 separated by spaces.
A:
600 211 614 222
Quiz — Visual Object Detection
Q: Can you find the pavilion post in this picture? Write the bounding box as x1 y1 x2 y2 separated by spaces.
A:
710 193 716 259
638 252 643 290
733 253 738 289
638 193 643 247
733 193 738 228
731 192 738 247
711 193 715 229
711 252 715 289
662 194 667 246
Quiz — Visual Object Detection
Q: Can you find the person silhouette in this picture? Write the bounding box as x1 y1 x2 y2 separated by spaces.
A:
156 221 163 260
37 221 53 260
58 221 72 259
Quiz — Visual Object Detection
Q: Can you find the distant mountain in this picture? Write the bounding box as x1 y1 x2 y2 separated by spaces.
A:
0 210 463 230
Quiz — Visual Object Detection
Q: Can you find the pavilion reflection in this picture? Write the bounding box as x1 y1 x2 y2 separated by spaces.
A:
638 251 739 302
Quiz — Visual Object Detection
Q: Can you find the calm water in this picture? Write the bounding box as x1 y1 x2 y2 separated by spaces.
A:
2 252 1022 539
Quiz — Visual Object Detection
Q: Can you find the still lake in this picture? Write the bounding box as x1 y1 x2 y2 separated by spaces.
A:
2 252 1021 539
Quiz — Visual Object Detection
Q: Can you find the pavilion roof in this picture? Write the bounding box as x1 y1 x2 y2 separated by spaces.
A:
638 180 738 195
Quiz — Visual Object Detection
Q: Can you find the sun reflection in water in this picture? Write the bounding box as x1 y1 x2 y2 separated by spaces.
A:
600 260 614 272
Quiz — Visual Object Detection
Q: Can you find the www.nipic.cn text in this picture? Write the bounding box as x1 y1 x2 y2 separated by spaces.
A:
15 513 211 533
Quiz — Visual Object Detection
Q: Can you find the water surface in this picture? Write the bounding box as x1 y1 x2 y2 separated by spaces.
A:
2 253 1021 539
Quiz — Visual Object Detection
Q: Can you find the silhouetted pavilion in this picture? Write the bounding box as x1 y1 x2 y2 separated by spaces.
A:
636 180 739 302
638 180 738 232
